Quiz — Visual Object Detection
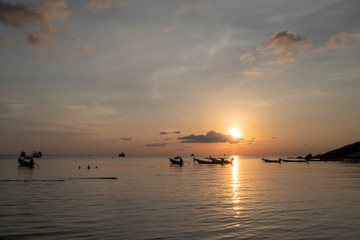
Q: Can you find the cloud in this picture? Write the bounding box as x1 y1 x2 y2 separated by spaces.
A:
0 0 70 48
67 46 95 59
84 0 131 12
175 3 210 16
37 38 95 63
160 131 181 135
258 30 311 64
260 30 311 54
162 27 171 33
120 137 132 141
317 32 360 51
117 1 131 8
0 101 25 114
146 143 167 147
61 105 87 110
241 30 360 65
84 0 112 12
208 33 231 57
0 34 13 48
179 130 236 143
240 51 255 63
242 69 262 76
97 137 132 143
268 51 295 64
241 30 311 64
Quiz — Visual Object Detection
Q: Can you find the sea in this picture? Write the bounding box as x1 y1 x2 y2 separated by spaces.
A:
0 155 360 240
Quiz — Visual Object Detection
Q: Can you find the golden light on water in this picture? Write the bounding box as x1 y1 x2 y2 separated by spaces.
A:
232 156 241 205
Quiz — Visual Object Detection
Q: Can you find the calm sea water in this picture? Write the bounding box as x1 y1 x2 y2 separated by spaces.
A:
0 155 360 240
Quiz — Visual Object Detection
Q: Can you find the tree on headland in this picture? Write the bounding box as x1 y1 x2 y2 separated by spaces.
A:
315 141 360 159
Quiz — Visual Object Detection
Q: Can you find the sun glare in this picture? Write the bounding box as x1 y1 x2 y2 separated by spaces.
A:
229 128 241 138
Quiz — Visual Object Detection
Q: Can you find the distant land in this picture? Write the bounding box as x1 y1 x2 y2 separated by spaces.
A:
314 141 360 159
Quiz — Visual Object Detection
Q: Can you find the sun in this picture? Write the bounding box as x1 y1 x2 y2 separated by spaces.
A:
229 128 242 138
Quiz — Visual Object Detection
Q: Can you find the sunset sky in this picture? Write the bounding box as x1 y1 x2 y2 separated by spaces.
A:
0 0 359 156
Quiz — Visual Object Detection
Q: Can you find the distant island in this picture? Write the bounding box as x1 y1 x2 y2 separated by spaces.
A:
310 141 360 160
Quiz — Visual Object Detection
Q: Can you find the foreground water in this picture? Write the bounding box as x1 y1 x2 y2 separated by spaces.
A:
0 155 360 239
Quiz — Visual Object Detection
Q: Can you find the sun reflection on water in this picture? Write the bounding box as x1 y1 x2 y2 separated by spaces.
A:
232 156 241 207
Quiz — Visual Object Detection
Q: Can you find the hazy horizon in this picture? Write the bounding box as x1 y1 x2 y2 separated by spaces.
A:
1 0 359 156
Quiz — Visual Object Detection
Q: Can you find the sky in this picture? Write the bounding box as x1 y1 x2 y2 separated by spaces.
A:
0 0 359 156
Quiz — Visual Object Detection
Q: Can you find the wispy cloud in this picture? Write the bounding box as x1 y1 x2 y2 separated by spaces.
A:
117 1 131 8
84 0 131 12
179 131 237 143
0 0 70 48
37 38 95 63
61 105 87 110
257 30 311 64
208 33 231 56
0 101 25 114
241 30 311 64
84 0 112 12
120 137 132 141
175 3 210 16
97 137 132 143
0 34 13 48
67 45 95 59
242 69 262 76
146 143 167 147
316 32 360 51
242 30 360 65
240 51 255 63
162 27 171 33
160 131 181 135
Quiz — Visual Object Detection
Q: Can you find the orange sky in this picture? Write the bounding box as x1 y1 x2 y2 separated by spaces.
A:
0 1 359 156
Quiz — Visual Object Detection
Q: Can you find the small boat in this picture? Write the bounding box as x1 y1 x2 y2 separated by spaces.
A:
262 158 281 163
281 158 308 163
169 157 183 165
32 151 43 158
194 158 227 164
118 153 126 157
212 157 233 164
18 156 36 168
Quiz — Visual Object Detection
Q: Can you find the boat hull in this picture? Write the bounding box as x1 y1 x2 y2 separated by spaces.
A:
262 158 281 163
18 157 35 168
194 158 223 164
32 151 42 158
169 158 183 165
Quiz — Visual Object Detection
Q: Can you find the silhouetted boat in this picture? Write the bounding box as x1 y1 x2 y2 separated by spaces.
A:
194 158 215 164
118 153 125 157
18 151 38 167
169 157 183 165
194 158 230 164
210 157 233 164
262 158 281 163
18 156 36 168
32 151 43 158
